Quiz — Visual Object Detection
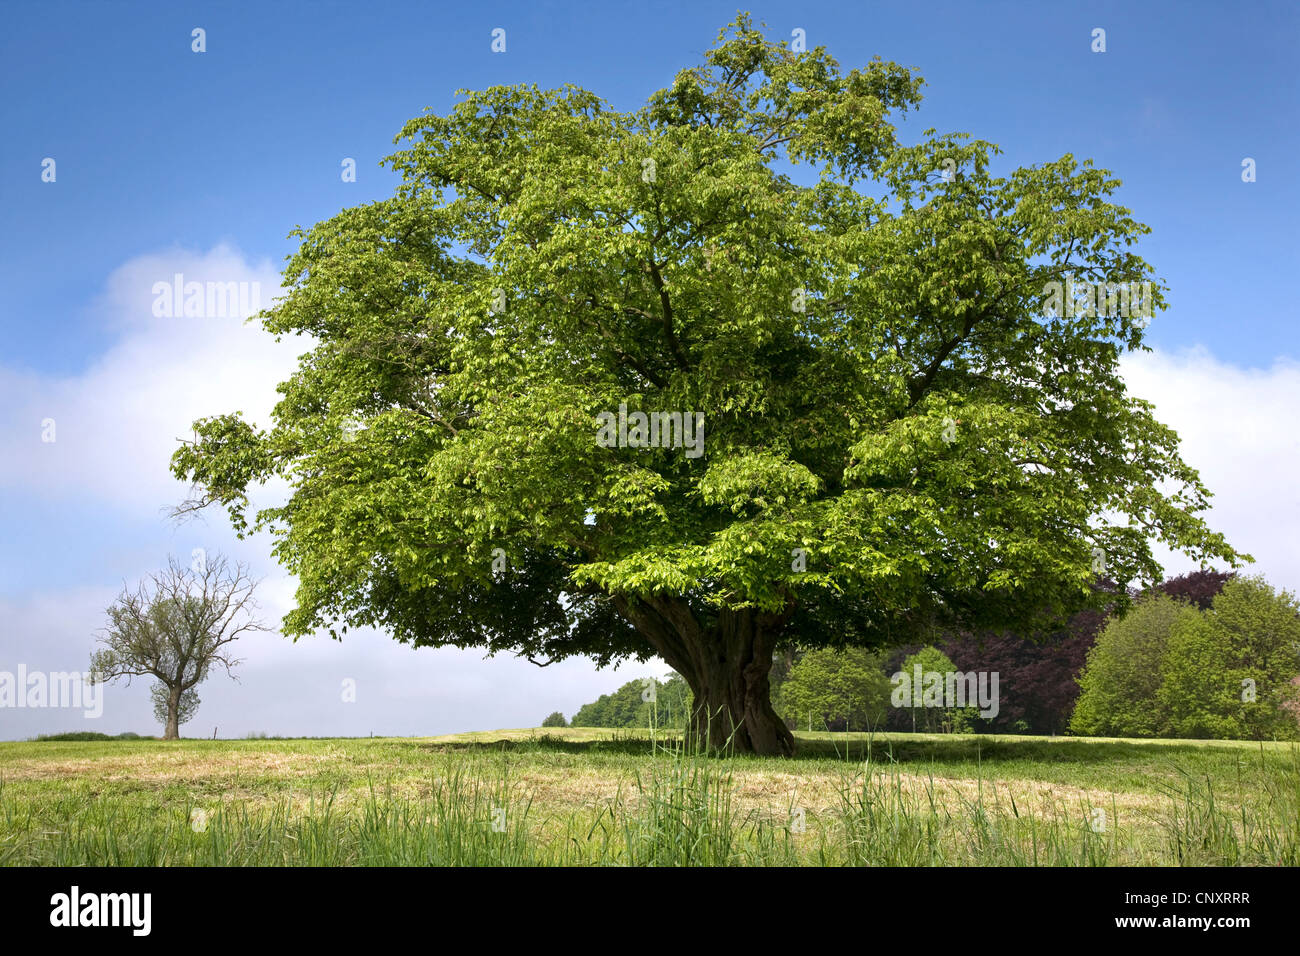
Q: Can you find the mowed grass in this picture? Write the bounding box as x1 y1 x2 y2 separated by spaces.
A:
1 729 1297 866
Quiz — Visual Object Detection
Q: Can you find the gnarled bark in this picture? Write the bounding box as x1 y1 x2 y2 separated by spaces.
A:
164 686 181 740
614 596 796 756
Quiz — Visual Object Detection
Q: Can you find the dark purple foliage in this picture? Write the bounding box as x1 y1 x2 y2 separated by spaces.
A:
952 573 1236 733
939 613 1102 735
843 572 1237 735
1149 569 1235 610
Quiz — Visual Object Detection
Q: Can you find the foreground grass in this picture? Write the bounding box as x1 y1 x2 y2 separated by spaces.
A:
1 730 1297 865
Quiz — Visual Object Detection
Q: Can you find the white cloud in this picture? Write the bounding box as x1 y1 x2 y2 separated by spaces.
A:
0 577 664 740
0 245 669 740
1120 346 1300 592
2 247 1296 739
0 244 300 513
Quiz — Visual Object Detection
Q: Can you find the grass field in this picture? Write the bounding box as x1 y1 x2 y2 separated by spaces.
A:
2 728 1297 866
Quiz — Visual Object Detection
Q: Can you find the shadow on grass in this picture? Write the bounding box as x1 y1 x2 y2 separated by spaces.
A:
420 733 680 756
422 732 1290 768
789 735 1292 767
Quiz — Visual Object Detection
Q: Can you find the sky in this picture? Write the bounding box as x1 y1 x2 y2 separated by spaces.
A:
1 0 1297 739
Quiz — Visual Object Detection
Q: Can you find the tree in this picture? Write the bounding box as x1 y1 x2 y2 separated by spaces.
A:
1152 568 1234 611
541 711 568 728
90 554 266 739
1158 577 1300 740
152 682 200 730
1069 594 1197 738
942 622 1094 735
940 578 1118 734
894 646 975 733
571 674 692 728
777 647 890 732
937 573 1228 735
171 15 1244 754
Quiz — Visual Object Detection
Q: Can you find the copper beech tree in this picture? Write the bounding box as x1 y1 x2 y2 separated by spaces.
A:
91 554 266 739
172 16 1244 755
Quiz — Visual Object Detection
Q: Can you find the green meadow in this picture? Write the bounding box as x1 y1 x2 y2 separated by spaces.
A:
2 729 1296 866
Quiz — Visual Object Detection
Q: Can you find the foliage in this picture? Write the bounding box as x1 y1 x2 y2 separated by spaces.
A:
893 646 977 733
937 579 1116 734
541 711 568 728
1070 577 1300 741
936 572 1232 735
941 619 1097 735
1069 594 1196 737
1157 577 1300 740
170 13 1244 753
1151 568 1235 611
777 647 891 731
571 674 692 728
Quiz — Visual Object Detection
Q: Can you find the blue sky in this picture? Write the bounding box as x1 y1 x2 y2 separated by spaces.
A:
1 1 1297 739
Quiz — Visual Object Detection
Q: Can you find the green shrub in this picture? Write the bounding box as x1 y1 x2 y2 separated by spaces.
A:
1070 595 1196 737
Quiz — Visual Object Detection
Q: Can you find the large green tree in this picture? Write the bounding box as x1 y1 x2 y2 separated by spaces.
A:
172 16 1243 755
894 645 973 733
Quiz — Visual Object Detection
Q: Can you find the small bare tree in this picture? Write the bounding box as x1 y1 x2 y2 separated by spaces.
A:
91 553 267 739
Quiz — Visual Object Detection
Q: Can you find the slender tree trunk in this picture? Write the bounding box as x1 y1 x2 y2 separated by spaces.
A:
164 685 181 740
615 596 796 756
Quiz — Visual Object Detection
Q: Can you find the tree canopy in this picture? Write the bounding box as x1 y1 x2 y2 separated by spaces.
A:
172 14 1244 754
1071 577 1299 740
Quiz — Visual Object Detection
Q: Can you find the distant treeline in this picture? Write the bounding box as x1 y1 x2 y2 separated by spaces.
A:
555 570 1300 740
565 674 692 728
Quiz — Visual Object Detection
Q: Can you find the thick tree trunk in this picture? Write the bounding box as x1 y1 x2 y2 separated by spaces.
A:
615 597 796 756
164 686 180 740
